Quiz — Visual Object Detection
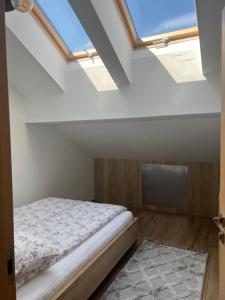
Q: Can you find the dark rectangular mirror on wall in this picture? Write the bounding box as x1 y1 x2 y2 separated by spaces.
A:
142 164 188 209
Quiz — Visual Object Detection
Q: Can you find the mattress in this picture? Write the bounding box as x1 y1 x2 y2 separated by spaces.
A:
17 210 133 300
14 198 127 287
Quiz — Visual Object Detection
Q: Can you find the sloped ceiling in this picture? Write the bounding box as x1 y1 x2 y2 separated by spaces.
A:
6 1 222 163
6 28 63 96
57 114 220 161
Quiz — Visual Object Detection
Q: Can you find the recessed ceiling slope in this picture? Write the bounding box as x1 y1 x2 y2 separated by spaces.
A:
58 115 220 162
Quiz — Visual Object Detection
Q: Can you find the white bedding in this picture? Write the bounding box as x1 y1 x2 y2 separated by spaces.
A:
14 198 127 288
17 211 133 300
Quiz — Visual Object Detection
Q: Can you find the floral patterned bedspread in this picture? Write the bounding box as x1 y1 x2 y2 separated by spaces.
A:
14 198 127 287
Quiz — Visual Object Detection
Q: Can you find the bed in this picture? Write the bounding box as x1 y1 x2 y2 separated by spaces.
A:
14 198 138 300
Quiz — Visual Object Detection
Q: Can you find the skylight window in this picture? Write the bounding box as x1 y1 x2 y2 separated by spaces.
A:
116 0 198 47
33 0 95 60
32 0 198 61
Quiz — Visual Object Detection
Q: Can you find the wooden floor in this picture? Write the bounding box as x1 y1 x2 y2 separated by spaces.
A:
90 209 218 300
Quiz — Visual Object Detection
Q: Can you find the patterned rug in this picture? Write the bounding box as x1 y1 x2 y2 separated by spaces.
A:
102 240 208 300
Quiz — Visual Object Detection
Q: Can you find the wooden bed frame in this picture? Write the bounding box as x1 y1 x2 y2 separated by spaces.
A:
51 218 138 300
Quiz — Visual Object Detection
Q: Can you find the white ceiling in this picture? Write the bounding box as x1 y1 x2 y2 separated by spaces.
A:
57 114 220 161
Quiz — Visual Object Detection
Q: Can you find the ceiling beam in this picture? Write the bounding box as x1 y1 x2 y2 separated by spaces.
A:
69 0 132 87
196 0 225 75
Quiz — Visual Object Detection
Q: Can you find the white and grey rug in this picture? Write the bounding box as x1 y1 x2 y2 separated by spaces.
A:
102 240 208 300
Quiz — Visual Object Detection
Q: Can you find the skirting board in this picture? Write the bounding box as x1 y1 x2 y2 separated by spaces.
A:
51 218 138 300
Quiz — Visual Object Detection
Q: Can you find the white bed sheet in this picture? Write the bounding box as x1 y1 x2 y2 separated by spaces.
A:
17 211 133 300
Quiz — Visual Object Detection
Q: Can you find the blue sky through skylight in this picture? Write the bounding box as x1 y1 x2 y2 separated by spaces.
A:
36 0 93 53
125 0 197 38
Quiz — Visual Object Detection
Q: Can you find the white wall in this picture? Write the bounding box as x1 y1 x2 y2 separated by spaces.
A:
9 86 94 207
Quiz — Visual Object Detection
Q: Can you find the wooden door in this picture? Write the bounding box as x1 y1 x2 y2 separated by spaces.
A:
0 1 16 299
219 8 225 300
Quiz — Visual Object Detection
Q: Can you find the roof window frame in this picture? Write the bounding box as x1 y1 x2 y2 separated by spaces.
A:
115 0 199 49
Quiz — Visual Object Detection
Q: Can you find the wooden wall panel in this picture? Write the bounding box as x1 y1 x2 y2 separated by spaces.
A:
94 159 141 209
94 159 219 217
188 162 219 218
